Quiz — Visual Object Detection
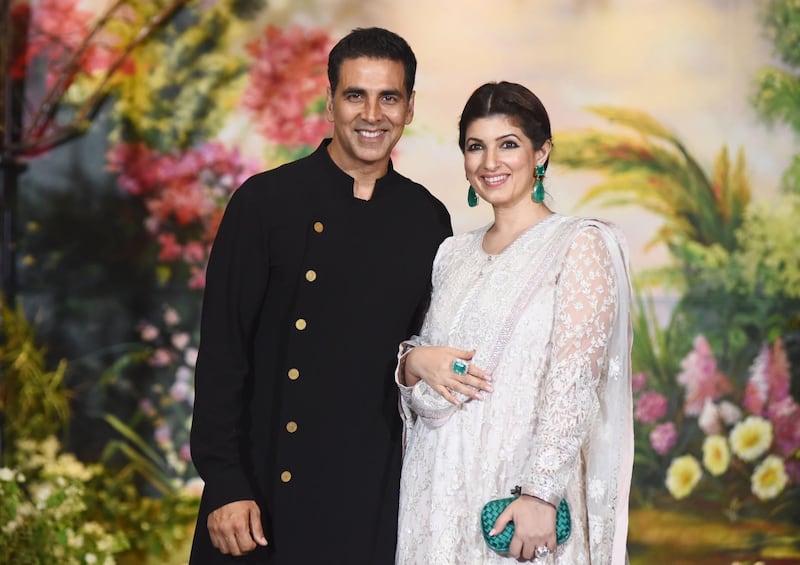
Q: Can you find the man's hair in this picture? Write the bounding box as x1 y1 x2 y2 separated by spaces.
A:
328 27 417 98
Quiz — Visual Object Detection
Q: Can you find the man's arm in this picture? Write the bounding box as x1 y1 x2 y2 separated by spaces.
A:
190 179 270 554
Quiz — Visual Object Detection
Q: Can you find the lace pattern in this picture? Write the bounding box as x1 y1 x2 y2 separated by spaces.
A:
396 216 633 565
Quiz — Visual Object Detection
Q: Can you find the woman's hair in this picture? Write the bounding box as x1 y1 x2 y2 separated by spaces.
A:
458 81 552 169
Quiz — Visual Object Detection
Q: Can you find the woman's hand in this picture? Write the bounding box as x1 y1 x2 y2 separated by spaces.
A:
490 496 556 561
402 346 492 405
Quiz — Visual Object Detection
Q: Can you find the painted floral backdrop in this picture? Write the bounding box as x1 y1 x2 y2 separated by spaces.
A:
1 0 798 563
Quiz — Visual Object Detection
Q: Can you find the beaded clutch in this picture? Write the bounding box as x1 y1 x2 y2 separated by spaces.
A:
480 490 571 554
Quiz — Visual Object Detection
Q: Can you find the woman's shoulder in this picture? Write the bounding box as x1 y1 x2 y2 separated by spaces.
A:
439 223 489 251
558 215 627 246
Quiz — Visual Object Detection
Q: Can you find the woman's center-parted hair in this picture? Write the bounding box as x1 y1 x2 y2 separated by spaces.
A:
458 81 552 170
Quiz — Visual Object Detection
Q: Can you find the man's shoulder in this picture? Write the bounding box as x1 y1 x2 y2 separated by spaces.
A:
390 170 449 214
232 152 319 201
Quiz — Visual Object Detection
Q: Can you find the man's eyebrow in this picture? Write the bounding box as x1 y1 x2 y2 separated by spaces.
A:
340 87 404 98
380 88 403 98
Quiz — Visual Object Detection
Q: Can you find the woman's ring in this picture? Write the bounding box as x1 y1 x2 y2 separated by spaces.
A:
452 359 468 375
534 546 551 559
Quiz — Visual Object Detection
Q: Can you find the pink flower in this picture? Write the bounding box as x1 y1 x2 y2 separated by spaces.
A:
139 323 159 342
676 335 732 416
157 233 183 262
107 141 260 289
635 391 668 424
149 348 173 367
650 422 677 455
183 241 207 264
171 332 191 351
139 398 156 417
785 460 800 485
632 372 648 395
170 380 191 402
163 307 180 326
155 423 172 447
767 397 800 458
179 443 192 463
744 339 791 416
241 25 334 146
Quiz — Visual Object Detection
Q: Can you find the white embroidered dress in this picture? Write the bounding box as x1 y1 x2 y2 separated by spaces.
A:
396 215 633 565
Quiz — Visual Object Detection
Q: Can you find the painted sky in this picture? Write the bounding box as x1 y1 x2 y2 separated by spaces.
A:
263 0 796 273
79 0 798 272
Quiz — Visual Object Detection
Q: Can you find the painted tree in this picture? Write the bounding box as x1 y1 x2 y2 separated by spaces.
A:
753 0 800 193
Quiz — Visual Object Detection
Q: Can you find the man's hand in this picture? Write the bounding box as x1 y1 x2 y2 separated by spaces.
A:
207 500 268 556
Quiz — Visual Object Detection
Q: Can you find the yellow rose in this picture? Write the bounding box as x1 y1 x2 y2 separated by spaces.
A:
751 455 788 501
702 435 730 476
665 455 702 499
729 416 772 462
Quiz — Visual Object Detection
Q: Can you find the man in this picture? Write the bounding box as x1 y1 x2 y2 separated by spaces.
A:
189 27 452 564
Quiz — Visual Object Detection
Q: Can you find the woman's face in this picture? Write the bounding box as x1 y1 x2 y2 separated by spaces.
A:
463 114 550 210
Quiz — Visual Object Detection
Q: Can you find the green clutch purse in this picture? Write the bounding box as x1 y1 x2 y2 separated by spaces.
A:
480 487 571 554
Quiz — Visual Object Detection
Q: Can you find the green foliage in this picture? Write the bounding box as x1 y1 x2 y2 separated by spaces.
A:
0 301 71 450
0 307 200 563
555 108 750 251
110 2 256 150
760 0 800 66
753 0 800 193
0 437 129 565
752 67 800 134
669 194 800 369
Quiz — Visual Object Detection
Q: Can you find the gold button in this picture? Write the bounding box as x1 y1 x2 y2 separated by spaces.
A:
286 421 298 433
313 221 324 233
305 270 317 282
280 471 292 483
287 368 299 380
295 318 307 330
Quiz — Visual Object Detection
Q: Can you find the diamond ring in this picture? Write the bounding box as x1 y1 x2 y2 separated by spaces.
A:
534 545 551 559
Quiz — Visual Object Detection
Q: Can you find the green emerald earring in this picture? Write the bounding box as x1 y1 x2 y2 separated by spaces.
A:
532 164 545 203
468 185 479 207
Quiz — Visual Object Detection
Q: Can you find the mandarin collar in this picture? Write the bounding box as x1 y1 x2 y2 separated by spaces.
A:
313 139 397 195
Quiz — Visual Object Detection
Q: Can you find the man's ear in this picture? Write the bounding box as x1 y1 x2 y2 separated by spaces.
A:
405 90 415 125
325 87 334 123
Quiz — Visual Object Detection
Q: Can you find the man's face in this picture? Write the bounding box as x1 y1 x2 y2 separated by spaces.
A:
326 57 415 172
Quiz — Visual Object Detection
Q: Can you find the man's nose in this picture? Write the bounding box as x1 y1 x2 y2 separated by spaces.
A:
362 97 382 122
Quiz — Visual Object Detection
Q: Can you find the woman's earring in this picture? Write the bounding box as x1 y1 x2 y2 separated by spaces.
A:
532 164 545 203
468 185 479 207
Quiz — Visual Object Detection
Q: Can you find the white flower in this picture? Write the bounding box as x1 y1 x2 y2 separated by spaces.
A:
0 467 15 481
718 401 742 425
698 400 722 435
175 365 193 382
85 553 98 564
184 347 198 367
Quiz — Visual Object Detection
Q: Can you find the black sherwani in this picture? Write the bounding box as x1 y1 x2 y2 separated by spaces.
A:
189 140 452 564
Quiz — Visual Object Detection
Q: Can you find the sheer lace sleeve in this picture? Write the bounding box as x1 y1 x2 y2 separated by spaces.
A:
520 226 618 506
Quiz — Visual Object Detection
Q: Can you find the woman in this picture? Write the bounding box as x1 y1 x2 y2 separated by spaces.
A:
395 82 633 564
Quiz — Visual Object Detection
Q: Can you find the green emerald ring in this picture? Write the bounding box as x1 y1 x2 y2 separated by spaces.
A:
452 359 468 375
